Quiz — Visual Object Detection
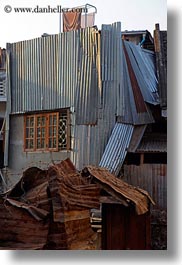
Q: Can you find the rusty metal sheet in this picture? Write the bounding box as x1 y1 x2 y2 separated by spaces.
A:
0 199 49 250
5 198 49 221
83 166 155 215
0 158 100 250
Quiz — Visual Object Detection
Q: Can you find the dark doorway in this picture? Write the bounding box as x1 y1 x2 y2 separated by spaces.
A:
102 203 151 250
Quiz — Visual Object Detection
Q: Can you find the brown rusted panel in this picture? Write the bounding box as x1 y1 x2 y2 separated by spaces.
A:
0 159 154 249
0 158 100 249
0 202 49 250
84 166 154 215
123 41 147 113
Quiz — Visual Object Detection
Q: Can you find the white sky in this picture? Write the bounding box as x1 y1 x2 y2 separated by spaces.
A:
0 0 168 48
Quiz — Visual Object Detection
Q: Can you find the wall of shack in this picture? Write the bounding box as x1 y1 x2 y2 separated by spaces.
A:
3 22 159 189
4 23 124 187
122 163 167 210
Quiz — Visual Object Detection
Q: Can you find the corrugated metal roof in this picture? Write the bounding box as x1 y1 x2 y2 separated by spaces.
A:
100 24 158 125
136 134 167 153
117 40 156 125
84 165 155 215
123 41 159 104
122 30 150 35
99 123 134 175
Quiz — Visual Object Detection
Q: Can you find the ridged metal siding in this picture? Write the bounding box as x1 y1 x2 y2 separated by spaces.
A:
123 41 159 104
99 123 134 175
72 22 124 169
123 164 167 209
9 28 99 116
0 71 6 99
119 41 155 125
99 23 157 125
71 113 116 170
75 30 100 125
136 135 167 153
6 22 159 172
101 23 124 117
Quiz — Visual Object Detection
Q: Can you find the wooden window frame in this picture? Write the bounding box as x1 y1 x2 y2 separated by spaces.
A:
24 110 70 152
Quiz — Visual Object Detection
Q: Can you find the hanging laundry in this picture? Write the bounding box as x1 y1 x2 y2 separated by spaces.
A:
62 11 82 32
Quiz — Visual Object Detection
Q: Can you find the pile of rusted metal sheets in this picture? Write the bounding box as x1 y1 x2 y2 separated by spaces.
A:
82 166 155 215
0 158 100 250
0 158 155 250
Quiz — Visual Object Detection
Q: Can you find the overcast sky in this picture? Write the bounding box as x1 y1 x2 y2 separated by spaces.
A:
0 0 167 48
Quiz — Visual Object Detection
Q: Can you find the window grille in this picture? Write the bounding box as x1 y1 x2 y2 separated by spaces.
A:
24 110 70 151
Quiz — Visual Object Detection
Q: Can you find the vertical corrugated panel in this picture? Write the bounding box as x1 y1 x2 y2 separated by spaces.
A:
75 28 99 125
72 124 102 170
99 123 134 175
101 22 123 118
123 41 159 104
117 40 155 125
123 164 167 209
7 22 159 173
100 23 155 125
9 30 86 113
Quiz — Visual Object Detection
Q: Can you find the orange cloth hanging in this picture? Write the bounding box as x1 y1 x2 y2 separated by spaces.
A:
63 11 81 32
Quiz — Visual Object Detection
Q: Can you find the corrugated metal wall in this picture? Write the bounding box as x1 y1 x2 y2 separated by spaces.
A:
119 40 156 125
72 22 126 169
101 23 124 118
9 28 100 114
123 164 167 209
100 31 158 125
99 123 134 175
6 22 160 172
7 24 123 170
75 30 100 125
123 41 159 104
